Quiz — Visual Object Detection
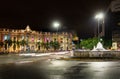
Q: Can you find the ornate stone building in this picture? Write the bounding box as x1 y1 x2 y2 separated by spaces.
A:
0 25 73 53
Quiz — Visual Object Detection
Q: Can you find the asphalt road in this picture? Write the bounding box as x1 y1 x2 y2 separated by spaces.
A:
0 53 120 79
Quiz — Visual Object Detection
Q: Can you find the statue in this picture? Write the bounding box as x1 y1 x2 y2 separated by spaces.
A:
92 42 107 51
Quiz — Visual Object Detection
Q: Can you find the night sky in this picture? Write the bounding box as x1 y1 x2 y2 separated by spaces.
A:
0 0 112 38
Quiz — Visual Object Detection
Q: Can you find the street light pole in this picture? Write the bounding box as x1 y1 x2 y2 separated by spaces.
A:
97 18 100 41
53 21 60 38
95 13 104 42
102 18 105 37
53 21 60 51
57 26 59 32
53 22 60 32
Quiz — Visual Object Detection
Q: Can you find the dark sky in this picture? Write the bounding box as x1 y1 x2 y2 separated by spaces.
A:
0 0 112 38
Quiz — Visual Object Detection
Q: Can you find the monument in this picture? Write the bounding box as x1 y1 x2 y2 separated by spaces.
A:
92 42 107 51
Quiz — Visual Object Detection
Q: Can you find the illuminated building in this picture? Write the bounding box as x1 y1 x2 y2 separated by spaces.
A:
108 0 120 49
0 25 73 53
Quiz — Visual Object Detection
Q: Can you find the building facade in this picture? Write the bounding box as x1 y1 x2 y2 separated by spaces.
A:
105 0 120 50
0 25 73 53
111 0 120 49
112 31 120 49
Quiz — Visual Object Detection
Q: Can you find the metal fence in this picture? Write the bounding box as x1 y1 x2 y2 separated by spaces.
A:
73 50 120 58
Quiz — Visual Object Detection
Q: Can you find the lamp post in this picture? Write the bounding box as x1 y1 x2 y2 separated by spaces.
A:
53 21 60 51
53 22 60 32
53 21 60 40
95 13 104 41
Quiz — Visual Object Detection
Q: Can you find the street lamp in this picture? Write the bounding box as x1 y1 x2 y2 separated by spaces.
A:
95 13 104 41
53 22 60 32
53 21 60 41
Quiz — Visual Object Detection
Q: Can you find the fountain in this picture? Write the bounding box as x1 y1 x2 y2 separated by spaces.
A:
92 42 107 51
73 42 119 57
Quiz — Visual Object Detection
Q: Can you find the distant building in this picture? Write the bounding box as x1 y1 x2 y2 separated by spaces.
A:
112 30 120 49
0 25 73 53
108 0 120 49
111 0 120 12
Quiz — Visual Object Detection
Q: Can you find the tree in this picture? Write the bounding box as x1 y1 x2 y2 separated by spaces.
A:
12 39 16 51
40 41 50 51
41 42 45 48
16 40 20 50
37 41 41 50
7 39 12 47
4 40 8 50
49 41 54 50
20 40 26 46
0 42 3 51
20 39 27 51
53 41 60 51
44 41 50 50
0 42 3 47
80 37 98 49
49 40 60 51
7 39 12 52
103 38 112 49
3 39 12 52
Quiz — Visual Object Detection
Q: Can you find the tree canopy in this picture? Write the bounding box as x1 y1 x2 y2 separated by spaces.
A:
80 37 98 49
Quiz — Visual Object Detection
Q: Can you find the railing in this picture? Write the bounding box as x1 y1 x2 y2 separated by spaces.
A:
73 50 120 58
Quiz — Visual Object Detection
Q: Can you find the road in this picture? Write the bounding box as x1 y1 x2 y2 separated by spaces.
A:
0 51 70 64
0 53 120 79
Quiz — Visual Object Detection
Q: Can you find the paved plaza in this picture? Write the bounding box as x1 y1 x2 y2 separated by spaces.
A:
0 53 120 79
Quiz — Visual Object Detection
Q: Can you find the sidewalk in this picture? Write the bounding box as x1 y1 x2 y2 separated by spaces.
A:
18 51 70 57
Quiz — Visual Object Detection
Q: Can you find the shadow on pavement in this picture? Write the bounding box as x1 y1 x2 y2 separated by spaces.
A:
0 63 48 79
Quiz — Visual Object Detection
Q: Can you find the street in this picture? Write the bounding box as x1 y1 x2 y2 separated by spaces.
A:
0 53 120 79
